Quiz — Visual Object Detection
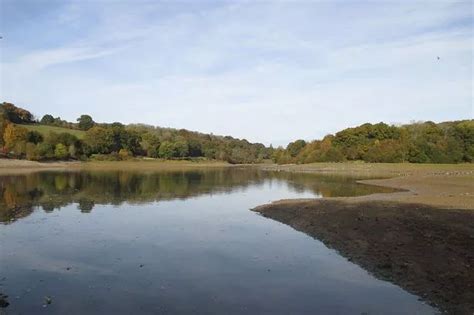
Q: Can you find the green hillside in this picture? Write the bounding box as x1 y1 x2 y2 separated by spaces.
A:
18 124 86 139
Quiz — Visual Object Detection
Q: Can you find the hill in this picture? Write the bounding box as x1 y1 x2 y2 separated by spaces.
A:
19 124 86 139
273 120 473 164
0 102 271 163
0 102 472 164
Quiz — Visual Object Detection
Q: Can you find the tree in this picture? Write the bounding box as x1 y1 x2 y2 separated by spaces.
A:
54 143 68 159
3 124 28 150
26 131 43 144
37 143 55 159
0 111 7 147
159 141 175 158
40 114 55 125
26 143 40 161
174 138 189 157
84 126 110 154
286 140 306 157
0 103 34 124
141 133 161 158
77 115 94 130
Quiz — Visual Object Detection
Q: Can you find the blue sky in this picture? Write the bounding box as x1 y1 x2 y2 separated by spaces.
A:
0 0 472 146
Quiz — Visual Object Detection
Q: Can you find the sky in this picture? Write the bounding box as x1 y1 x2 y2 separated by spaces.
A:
0 0 472 146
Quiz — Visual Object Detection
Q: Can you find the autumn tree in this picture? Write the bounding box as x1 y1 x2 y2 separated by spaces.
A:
3 124 28 151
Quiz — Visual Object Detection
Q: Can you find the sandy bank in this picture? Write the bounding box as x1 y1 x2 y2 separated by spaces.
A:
0 159 79 174
0 158 233 174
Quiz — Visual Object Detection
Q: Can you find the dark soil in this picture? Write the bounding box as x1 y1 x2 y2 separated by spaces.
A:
253 200 474 314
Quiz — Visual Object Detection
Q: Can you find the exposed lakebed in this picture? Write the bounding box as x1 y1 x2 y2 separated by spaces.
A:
0 168 437 314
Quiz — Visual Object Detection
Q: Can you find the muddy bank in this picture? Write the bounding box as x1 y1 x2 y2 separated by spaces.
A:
0 159 78 174
263 163 474 209
253 200 474 314
0 158 232 175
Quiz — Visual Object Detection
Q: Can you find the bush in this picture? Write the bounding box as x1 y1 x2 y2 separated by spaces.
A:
118 149 131 160
54 143 68 159
37 143 55 159
26 143 40 161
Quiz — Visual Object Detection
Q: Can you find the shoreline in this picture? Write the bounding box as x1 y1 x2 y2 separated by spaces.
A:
2 159 474 312
252 163 474 314
253 199 474 314
0 158 235 174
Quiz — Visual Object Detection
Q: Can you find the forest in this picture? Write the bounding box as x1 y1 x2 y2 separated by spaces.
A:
273 120 473 164
0 102 271 163
1 102 472 164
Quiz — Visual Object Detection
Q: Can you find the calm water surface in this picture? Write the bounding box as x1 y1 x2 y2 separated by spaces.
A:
0 168 436 314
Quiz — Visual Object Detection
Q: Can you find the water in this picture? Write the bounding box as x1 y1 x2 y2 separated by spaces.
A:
0 168 436 314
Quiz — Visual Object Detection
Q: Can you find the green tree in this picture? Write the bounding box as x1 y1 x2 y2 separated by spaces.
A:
159 141 175 158
77 115 95 130
37 143 55 159
40 114 55 125
174 138 189 157
84 126 110 154
54 143 68 159
26 131 43 144
286 140 306 157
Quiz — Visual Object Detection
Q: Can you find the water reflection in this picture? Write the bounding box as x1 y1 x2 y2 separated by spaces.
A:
0 168 434 314
0 168 394 223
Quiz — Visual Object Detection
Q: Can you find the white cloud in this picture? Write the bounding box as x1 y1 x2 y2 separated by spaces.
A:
1 1 472 145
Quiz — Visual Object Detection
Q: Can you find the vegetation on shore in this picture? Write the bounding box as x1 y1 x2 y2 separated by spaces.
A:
0 102 271 164
273 120 473 164
1 102 472 165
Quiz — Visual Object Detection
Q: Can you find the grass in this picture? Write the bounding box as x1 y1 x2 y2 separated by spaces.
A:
18 124 86 139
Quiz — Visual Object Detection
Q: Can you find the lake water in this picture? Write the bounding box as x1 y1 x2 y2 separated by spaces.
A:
0 168 436 314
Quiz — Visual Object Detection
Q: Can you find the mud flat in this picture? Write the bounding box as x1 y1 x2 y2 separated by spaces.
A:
254 163 474 314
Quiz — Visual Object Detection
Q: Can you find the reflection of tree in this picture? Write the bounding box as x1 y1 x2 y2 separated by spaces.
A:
78 198 94 213
0 169 392 224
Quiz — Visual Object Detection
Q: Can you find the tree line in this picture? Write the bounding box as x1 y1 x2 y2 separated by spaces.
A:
0 102 272 163
273 120 473 164
1 102 472 164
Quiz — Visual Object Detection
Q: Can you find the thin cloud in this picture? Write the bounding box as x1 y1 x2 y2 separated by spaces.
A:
0 1 472 145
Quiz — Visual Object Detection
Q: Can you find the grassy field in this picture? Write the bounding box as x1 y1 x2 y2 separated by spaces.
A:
18 124 86 139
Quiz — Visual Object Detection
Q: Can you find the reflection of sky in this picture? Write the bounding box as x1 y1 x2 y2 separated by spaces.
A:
1 180 435 314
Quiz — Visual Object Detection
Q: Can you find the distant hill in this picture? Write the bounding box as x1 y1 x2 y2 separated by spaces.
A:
0 102 271 163
273 120 473 164
0 102 472 164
